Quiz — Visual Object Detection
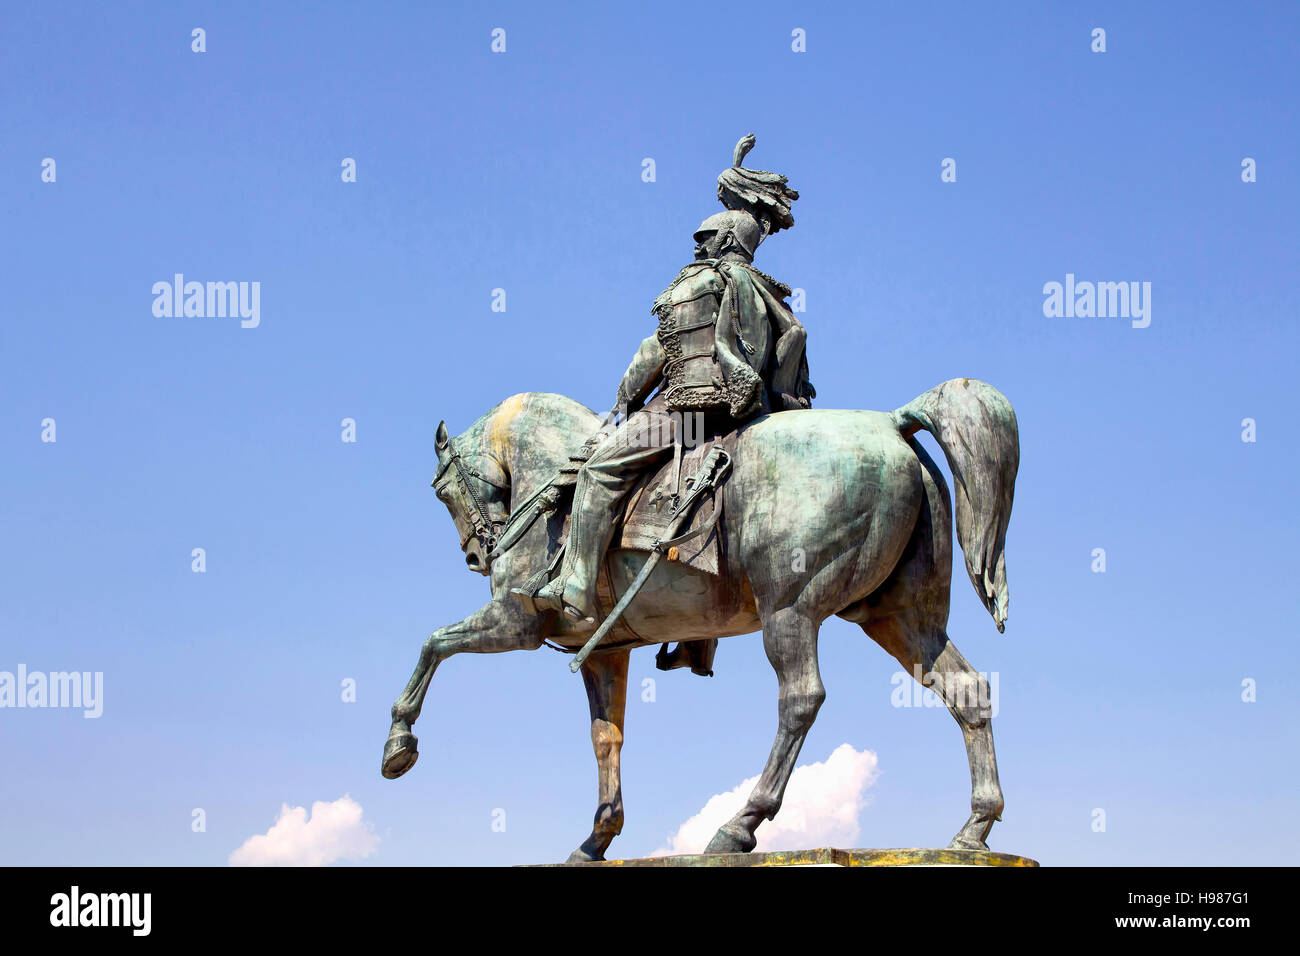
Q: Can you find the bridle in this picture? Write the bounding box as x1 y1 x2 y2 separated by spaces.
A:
432 435 509 559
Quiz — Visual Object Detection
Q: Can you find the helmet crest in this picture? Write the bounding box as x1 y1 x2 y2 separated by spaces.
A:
715 134 800 242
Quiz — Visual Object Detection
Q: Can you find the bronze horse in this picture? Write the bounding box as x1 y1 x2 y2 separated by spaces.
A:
382 379 1019 862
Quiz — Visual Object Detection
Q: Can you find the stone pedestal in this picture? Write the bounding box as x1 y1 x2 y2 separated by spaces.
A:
548 847 1039 867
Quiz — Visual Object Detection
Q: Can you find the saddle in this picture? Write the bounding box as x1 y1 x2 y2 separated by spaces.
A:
613 433 731 576
499 431 734 641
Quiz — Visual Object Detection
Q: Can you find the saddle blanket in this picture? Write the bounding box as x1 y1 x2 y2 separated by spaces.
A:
611 435 728 576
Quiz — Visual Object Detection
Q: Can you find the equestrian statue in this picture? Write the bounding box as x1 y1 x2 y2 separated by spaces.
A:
381 136 1021 864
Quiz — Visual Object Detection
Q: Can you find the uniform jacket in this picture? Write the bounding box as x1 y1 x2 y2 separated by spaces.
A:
616 256 814 420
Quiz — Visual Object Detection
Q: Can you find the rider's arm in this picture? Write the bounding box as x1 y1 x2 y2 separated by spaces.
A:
614 334 666 412
768 304 814 410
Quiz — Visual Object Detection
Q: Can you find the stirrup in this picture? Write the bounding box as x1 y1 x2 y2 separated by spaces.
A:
509 542 570 615
509 565 554 615
534 579 595 624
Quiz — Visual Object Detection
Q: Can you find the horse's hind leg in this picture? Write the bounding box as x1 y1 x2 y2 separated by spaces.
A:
704 607 824 854
567 649 629 863
933 634 1003 849
869 620 1004 850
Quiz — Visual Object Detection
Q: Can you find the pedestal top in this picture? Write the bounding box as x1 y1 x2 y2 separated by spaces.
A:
541 847 1040 867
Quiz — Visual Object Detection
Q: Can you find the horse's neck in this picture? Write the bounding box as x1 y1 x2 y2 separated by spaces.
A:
495 393 598 510
483 395 595 596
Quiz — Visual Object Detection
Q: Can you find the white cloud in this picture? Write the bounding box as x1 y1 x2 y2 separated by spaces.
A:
228 795 379 867
653 743 879 855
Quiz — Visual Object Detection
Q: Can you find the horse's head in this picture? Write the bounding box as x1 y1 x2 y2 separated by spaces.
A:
429 394 605 576
431 419 510 576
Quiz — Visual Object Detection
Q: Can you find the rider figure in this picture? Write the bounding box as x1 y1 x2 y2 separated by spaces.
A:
523 136 814 625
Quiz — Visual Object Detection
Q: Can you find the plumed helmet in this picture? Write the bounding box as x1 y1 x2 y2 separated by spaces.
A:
693 209 763 259
715 134 799 239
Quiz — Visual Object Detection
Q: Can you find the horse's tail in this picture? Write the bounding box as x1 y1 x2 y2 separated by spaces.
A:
892 379 1019 632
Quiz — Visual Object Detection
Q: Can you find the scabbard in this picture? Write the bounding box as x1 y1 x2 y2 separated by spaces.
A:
569 548 665 672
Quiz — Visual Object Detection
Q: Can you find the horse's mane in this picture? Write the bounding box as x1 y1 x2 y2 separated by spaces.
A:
460 392 602 499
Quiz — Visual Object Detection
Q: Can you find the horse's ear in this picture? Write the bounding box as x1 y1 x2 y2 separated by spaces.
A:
435 420 449 451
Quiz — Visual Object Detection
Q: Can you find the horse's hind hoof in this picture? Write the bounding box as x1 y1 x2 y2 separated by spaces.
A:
381 732 419 779
703 823 756 854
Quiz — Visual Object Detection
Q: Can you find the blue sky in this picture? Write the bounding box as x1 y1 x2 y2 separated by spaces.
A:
1 1 1296 866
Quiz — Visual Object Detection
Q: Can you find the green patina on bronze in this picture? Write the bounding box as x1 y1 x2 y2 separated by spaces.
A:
382 137 1025 866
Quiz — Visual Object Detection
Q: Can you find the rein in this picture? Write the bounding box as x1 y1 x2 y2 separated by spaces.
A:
435 433 564 574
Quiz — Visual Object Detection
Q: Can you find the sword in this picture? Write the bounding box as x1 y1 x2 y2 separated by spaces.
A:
569 447 730 673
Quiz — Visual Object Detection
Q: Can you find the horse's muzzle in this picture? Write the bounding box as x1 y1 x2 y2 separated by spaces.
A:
464 540 490 575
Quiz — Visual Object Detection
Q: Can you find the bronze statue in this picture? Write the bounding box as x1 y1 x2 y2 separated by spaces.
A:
382 137 1021 864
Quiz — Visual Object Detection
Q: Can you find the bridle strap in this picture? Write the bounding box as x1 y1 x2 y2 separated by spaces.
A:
435 436 506 556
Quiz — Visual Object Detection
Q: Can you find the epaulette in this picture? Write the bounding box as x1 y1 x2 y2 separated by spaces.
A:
724 260 792 300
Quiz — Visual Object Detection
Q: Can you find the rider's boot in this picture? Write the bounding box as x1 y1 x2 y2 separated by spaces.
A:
533 576 596 624
528 467 623 624
514 407 673 623
655 638 718 677
686 637 718 676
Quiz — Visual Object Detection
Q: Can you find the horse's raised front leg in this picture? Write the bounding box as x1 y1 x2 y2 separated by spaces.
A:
382 598 544 779
705 607 824 853
566 648 629 863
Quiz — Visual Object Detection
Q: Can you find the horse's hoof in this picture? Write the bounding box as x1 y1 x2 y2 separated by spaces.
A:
565 847 604 864
704 824 755 854
947 836 990 852
381 732 419 779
